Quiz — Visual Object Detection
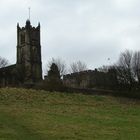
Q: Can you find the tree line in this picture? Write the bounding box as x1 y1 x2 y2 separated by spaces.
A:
0 50 140 91
45 50 140 91
45 58 87 77
110 50 140 90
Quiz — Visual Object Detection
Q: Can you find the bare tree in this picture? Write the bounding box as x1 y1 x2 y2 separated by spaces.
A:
0 56 9 68
132 51 140 85
115 50 134 88
70 60 87 73
118 50 133 69
45 58 67 78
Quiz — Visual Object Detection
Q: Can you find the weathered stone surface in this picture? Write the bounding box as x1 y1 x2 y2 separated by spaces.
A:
0 20 42 86
17 20 42 84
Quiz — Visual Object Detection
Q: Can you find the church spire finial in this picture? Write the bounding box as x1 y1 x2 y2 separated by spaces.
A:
28 7 31 20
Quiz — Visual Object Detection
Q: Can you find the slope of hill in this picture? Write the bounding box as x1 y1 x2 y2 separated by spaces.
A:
0 88 140 140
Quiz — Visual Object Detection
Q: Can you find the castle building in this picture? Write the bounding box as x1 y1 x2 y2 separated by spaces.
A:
0 20 42 86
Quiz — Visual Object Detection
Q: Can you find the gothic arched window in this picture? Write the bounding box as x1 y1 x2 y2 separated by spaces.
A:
20 34 25 44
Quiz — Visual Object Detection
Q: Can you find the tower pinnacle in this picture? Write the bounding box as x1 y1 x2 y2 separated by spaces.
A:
28 7 31 20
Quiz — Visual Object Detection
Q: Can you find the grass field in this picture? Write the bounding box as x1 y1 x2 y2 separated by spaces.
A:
0 88 140 140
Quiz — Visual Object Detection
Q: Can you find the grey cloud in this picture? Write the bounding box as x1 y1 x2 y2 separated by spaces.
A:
0 0 140 72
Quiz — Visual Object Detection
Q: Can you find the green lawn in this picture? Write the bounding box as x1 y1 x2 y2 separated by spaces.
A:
0 88 140 140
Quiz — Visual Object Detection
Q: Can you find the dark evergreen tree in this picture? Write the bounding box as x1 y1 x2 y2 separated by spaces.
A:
46 63 63 91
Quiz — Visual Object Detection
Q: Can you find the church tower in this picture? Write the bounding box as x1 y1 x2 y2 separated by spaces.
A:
16 20 42 84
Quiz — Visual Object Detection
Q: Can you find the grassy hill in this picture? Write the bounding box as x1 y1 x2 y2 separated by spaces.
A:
0 88 140 140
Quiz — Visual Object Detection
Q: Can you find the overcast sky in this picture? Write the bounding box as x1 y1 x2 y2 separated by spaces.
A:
0 0 140 72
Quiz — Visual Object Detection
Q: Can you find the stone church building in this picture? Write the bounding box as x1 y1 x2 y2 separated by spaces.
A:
0 20 42 86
